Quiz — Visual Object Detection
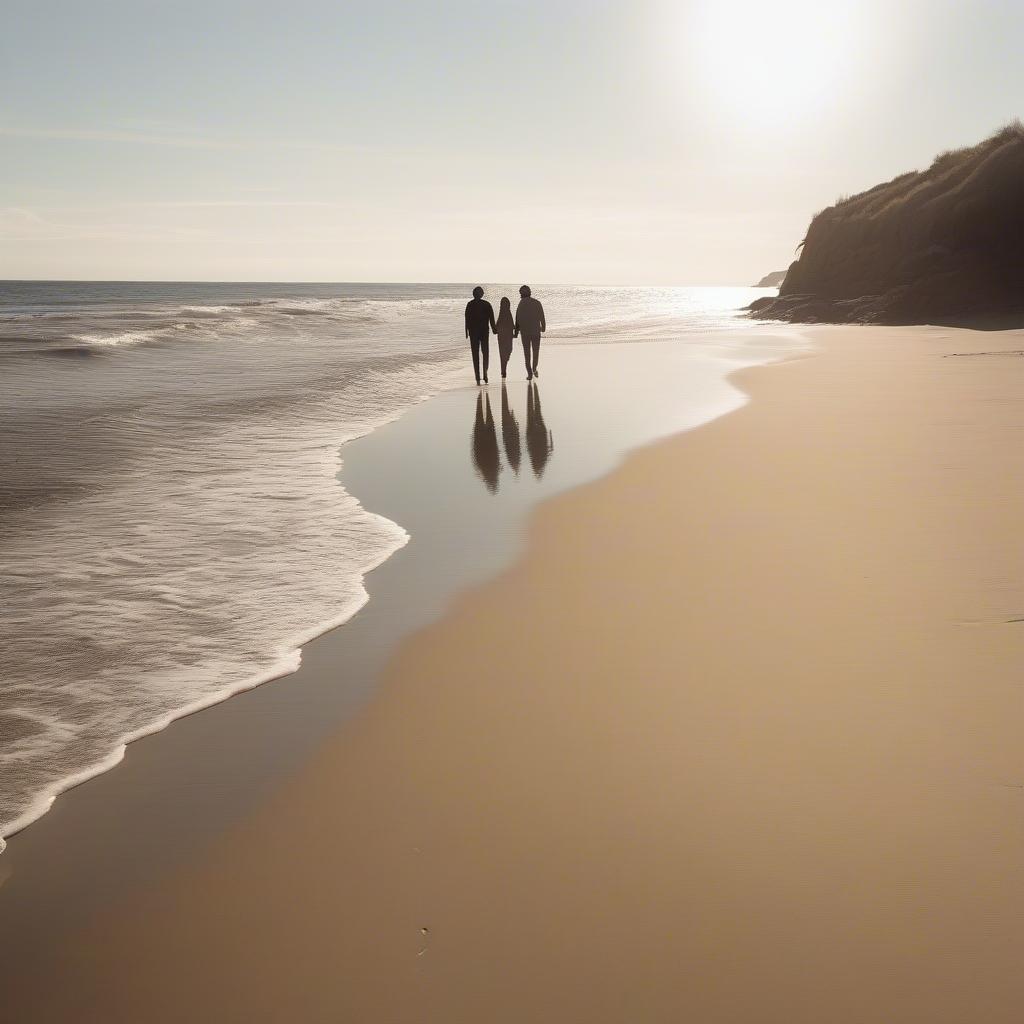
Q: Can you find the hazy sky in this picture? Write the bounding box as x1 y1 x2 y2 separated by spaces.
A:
2 0 1022 283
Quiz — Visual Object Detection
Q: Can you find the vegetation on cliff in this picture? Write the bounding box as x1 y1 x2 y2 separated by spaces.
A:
750 122 1024 325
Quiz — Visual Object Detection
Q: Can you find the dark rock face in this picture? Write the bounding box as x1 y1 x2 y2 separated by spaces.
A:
749 123 1024 326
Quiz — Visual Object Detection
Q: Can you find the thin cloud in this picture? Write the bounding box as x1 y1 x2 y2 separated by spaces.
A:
0 126 236 150
0 124 380 156
11 200 351 215
123 200 347 209
0 206 210 243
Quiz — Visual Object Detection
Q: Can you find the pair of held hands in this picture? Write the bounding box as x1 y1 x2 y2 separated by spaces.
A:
465 327 532 339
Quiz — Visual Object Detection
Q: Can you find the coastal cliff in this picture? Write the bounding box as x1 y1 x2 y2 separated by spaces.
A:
750 122 1024 325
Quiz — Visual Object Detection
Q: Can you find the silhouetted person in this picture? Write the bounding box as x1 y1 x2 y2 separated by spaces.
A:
495 296 516 379
525 382 554 479
471 390 501 492
464 285 496 385
514 284 546 380
500 382 521 474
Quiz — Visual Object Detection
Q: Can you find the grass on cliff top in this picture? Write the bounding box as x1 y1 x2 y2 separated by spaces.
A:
799 119 1024 250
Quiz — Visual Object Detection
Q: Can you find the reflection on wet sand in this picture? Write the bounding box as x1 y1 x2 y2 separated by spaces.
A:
471 384 554 492
500 384 521 475
525 382 554 479
471 391 500 493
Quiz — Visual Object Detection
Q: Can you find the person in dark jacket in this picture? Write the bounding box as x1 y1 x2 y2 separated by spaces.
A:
464 285 496 385
514 285 546 380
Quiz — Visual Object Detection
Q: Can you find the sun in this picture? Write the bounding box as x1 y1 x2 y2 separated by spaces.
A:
689 0 865 124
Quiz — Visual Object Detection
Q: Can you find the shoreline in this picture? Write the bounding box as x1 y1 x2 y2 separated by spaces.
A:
0 389 419 851
1 319 787 853
6 322 1024 1019
0 334 793 953
0 342 472 849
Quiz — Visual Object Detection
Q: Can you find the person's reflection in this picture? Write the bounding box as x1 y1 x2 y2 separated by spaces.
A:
525 382 554 479
500 383 521 475
471 391 501 493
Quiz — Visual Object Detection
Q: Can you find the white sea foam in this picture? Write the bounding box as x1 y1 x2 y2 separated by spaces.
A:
71 328 165 348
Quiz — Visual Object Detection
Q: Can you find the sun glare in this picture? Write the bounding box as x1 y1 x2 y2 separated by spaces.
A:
690 0 865 125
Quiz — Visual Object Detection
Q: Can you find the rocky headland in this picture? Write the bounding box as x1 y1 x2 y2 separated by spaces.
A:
749 122 1024 325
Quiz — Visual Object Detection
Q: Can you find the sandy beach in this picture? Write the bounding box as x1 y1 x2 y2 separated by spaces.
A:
7 4 1023 1020
6 324 1024 1022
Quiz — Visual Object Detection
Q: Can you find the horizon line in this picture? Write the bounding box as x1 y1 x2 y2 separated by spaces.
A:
0 278 769 287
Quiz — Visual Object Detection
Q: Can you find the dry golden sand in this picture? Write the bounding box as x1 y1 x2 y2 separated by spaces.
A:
22 326 1024 1022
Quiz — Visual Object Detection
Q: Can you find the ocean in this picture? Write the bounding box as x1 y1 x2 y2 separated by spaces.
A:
0 281 781 848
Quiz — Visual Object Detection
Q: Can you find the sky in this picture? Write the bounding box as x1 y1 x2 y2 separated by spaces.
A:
2 0 1022 283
